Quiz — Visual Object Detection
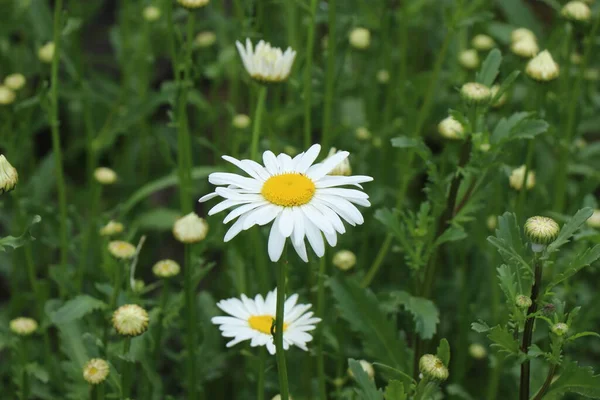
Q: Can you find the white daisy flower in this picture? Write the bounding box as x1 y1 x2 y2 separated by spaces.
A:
211 289 321 354
198 144 373 262
235 38 297 83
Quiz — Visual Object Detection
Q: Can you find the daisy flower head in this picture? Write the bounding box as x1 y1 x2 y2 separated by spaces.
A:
235 38 296 83
83 358 110 385
211 289 321 354
199 144 373 262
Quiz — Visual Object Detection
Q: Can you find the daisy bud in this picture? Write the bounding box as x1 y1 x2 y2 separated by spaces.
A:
271 395 293 400
490 85 507 108
112 304 149 337
4 73 26 91
511 38 539 58
327 148 352 176
562 1 591 22
348 360 375 380
542 303 556 316
349 28 371 50
419 354 449 381
460 82 491 104
83 358 110 385
177 0 209 8
0 86 16 105
570 52 583 65
143 6 161 22
458 49 480 70
232 114 251 129
38 42 55 63
94 167 117 185
153 259 181 278
108 241 137 260
526 50 560 82
376 69 390 84
100 221 124 236
332 250 356 270
511 28 536 43
133 279 145 293
0 155 18 194
173 212 209 244
468 343 487 359
509 165 535 191
515 294 533 308
195 31 217 48
471 34 496 51
9 317 38 336
236 39 296 83
486 215 498 231
479 143 491 152
551 322 569 336
438 116 465 140
586 209 600 228
524 216 560 252
355 126 372 141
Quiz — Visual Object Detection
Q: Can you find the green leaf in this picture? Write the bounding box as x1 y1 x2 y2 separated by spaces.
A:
390 291 440 340
547 245 600 291
330 277 411 371
490 70 520 105
384 380 407 400
510 119 549 140
491 112 547 144
436 338 451 366
471 320 491 333
487 325 521 356
50 295 107 325
374 208 403 239
488 212 530 273
545 208 594 257
349 359 384 400
134 208 180 231
497 264 518 303
25 363 49 383
476 49 502 86
566 332 600 343
544 362 600 399
0 215 41 252
435 226 467 246
390 136 432 161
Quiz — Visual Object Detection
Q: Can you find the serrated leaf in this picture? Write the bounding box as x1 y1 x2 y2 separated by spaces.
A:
436 338 451 366
384 380 407 400
545 208 594 257
390 291 439 340
491 112 531 144
476 49 502 86
471 321 491 333
510 119 549 140
544 362 600 399
330 278 411 371
435 226 467 246
487 325 521 356
567 332 600 343
0 215 41 252
488 212 530 273
349 359 384 400
50 295 107 325
497 264 518 303
390 136 432 161
25 362 49 383
547 244 600 291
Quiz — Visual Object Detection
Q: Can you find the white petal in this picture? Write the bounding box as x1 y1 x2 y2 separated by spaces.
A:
304 218 325 257
295 144 321 173
307 151 349 180
278 207 294 238
263 151 280 175
223 201 268 224
199 192 219 202
291 238 308 262
268 217 286 262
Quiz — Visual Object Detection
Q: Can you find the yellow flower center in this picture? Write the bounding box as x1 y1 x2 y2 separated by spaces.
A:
248 315 288 334
89 367 98 375
261 173 316 207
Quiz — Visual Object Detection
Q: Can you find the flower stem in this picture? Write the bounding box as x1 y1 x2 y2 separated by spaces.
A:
321 0 336 150
122 338 132 400
19 338 29 400
316 256 327 399
50 0 69 292
153 280 170 364
532 364 557 400
257 348 266 400
184 244 198 399
303 0 319 148
553 15 600 212
519 256 543 400
275 248 290 400
250 86 268 161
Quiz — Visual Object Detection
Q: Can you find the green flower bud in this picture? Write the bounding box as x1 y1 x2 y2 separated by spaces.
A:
515 294 533 308
419 354 449 381
460 82 491 105
551 322 569 336
524 216 560 252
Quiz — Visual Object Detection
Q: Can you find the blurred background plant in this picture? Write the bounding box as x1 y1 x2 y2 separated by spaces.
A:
0 0 600 399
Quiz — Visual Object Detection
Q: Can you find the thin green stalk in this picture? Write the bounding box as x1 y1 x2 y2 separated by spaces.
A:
78 183 101 291
50 0 69 290
303 0 319 148
153 280 170 364
321 0 336 149
19 339 29 400
103 258 123 349
532 364 557 400
122 338 132 400
361 29 454 287
257 348 266 400
316 256 327 399
250 86 268 161
274 247 290 400
554 15 600 212
184 244 198 399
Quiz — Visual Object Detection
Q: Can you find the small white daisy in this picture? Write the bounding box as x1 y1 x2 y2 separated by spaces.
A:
199 144 373 262
235 38 297 83
211 289 321 354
